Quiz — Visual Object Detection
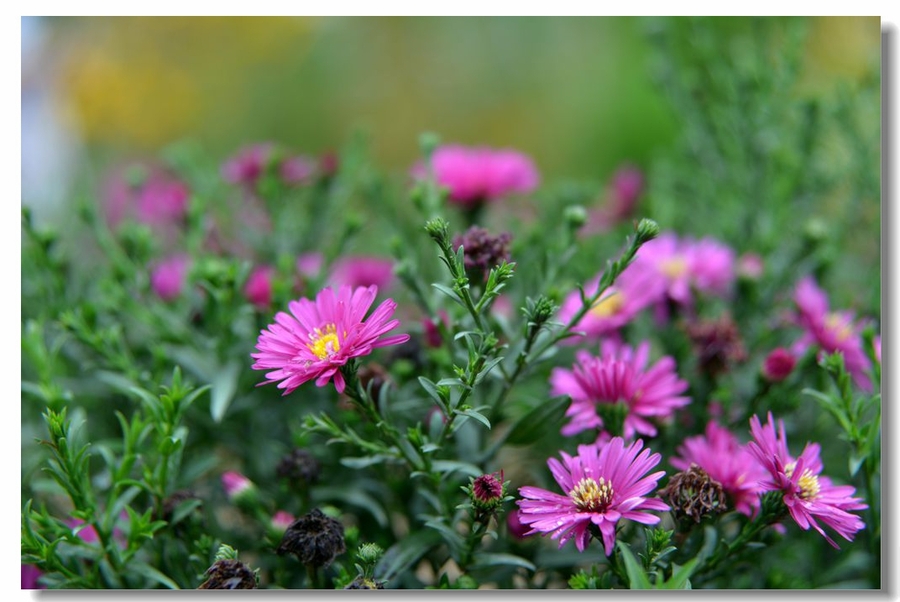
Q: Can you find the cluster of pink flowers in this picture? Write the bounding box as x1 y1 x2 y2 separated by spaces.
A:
412 144 540 208
102 162 190 230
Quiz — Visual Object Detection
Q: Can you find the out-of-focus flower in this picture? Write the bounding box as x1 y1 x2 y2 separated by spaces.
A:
791 276 872 391
412 144 540 209
671 421 767 518
150 255 190 302
452 226 512 281
550 340 690 440
873 335 881 365
684 313 747 377
101 162 190 230
633 232 735 312
251 285 410 395
737 252 765 280
295 252 324 287
22 564 44 589
271 510 296 532
276 448 321 488
516 438 668 556
328 256 395 291
556 266 664 341
280 154 316 186
198 559 258 589
276 508 346 569
584 165 645 233
762 347 797 382
222 143 274 186
244 265 274 310
506 507 531 540
747 412 867 547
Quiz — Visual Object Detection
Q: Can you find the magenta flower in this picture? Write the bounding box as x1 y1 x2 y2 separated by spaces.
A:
761 347 797 382
328 256 395 291
222 471 254 501
517 437 669 555
271 510 296 532
280 154 316 186
671 421 767 517
135 179 190 226
222 143 273 185
555 266 664 341
244 265 275 310
736 252 764 280
22 564 44 589
632 232 735 314
251 285 410 394
150 255 190 302
101 162 190 229
792 276 873 391
550 340 690 440
412 144 540 208
747 413 867 547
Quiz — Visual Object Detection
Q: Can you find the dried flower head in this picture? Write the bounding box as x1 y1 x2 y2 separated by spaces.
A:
276 448 321 488
660 464 727 523
452 226 513 281
276 508 346 568
684 313 747 377
197 559 258 590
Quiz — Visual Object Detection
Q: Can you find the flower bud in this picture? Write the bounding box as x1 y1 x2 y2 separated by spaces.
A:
466 471 508 523
243 265 274 310
634 218 660 245
563 204 588 229
221 471 259 512
762 348 796 382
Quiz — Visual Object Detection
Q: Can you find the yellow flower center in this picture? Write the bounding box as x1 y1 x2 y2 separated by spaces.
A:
308 323 341 360
661 256 688 279
784 462 820 500
824 313 853 342
590 291 624 318
569 476 614 513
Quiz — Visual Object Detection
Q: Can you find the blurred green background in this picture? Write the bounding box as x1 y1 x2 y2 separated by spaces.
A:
21 16 880 217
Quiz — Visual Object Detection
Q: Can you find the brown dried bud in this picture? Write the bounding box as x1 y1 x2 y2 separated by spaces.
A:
276 508 346 569
276 448 321 488
684 313 747 377
660 464 727 523
197 559 257 589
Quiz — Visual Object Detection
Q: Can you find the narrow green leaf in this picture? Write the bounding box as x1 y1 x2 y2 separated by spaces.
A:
210 360 240 423
617 541 652 589
471 552 535 572
504 395 570 446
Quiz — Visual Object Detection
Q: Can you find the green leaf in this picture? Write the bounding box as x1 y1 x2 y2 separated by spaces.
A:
471 552 535 572
617 541 652 589
377 529 442 580
659 557 699 589
430 460 483 478
432 283 464 306
312 486 388 528
130 561 180 589
210 360 240 423
456 408 491 430
504 395 570 445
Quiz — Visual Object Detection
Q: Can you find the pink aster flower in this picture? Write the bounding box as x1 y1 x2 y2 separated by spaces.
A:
279 154 316 186
792 276 873 392
412 144 540 208
549 340 690 440
747 412 867 547
251 285 410 394
517 437 669 555
555 266 664 342
328 256 395 291
632 232 735 315
671 421 767 517
244 265 275 310
761 347 797 382
150 255 190 302
222 143 274 185
135 178 190 226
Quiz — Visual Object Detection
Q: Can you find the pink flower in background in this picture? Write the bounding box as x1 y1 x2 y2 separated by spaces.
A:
271 510 295 532
550 340 690 440
101 162 190 230
280 155 316 185
329 256 395 291
252 285 410 394
517 438 669 555
22 564 44 589
671 421 767 517
791 276 872 391
222 471 254 501
747 413 867 547
584 165 645 233
737 252 764 280
412 144 540 208
761 347 797 382
631 232 735 318
244 265 275 310
556 266 664 341
222 143 273 185
296 252 324 280
873 335 881 365
150 255 190 301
